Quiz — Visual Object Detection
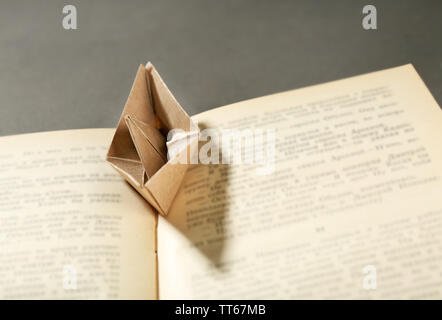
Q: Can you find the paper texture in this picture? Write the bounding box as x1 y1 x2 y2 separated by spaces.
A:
157 64 442 299
0 129 157 299
107 62 198 216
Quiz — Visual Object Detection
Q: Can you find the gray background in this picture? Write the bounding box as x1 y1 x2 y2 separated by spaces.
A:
0 0 440 136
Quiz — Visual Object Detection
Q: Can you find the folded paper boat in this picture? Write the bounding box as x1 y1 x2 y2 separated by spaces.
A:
107 62 199 215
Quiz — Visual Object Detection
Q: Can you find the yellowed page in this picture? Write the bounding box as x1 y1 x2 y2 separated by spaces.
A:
158 64 442 299
0 129 156 299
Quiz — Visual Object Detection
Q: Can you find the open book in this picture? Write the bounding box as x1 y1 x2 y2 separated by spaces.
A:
1 64 441 299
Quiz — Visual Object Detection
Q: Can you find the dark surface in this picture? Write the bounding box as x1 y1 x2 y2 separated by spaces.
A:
0 0 441 136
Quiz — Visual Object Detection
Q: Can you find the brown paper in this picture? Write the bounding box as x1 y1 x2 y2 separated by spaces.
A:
107 62 198 215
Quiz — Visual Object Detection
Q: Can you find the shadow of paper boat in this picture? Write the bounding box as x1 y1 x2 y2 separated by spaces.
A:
160 122 232 269
107 62 198 216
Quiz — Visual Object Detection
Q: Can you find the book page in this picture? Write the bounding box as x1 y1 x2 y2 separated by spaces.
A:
0 129 157 299
158 64 442 299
